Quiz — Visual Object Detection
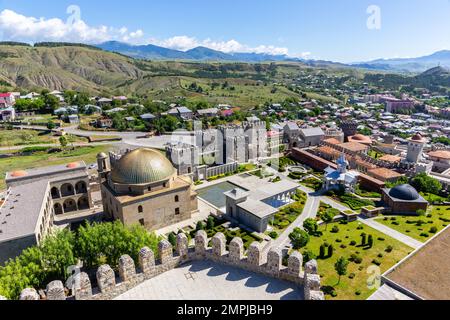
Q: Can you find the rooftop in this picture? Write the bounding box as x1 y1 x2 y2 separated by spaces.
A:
367 167 403 180
427 150 450 160
237 198 278 219
383 225 450 300
0 180 48 242
339 142 369 153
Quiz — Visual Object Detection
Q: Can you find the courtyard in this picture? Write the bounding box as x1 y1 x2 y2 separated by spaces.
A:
115 260 303 300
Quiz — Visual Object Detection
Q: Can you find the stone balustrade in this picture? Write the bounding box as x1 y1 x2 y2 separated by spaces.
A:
17 231 324 301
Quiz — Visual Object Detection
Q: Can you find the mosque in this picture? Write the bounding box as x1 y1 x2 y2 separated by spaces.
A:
97 148 199 231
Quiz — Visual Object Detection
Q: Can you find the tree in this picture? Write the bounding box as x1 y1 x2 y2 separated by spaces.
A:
328 245 334 258
411 173 442 195
361 233 367 246
322 210 335 231
206 216 215 230
334 257 349 284
417 209 426 216
196 221 205 231
303 218 318 236
289 228 310 249
59 136 68 148
47 121 56 130
368 235 374 248
319 244 326 258
168 233 177 247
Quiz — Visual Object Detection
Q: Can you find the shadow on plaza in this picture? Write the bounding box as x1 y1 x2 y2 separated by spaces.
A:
187 260 303 300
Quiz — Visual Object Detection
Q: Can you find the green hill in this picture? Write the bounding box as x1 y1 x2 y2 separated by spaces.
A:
0 44 342 107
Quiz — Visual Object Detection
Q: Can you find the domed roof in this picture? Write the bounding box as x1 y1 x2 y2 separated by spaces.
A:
410 133 426 143
111 148 175 185
97 152 108 159
389 184 420 201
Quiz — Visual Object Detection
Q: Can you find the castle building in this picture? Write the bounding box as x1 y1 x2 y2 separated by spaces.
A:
98 148 198 231
0 162 92 263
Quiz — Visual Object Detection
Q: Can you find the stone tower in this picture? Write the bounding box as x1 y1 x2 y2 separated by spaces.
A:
340 121 358 141
97 152 110 183
406 133 426 164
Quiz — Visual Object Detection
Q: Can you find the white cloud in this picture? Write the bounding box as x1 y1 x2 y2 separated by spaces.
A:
0 9 143 44
149 35 290 55
0 9 298 56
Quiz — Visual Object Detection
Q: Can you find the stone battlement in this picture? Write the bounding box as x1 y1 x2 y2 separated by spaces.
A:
13 232 324 301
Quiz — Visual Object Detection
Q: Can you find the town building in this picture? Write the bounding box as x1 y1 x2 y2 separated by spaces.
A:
427 150 450 173
0 162 92 263
98 148 198 231
0 93 16 109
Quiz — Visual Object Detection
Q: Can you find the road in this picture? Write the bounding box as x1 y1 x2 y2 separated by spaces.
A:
13 124 180 150
357 217 422 250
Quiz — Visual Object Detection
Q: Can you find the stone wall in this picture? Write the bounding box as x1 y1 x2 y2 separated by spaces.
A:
17 232 324 301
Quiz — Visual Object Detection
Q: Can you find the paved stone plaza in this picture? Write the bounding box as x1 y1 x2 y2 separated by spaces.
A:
115 260 303 300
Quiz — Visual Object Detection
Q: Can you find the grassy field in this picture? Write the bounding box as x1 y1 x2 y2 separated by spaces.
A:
0 129 88 147
0 145 112 190
299 221 412 300
375 206 450 242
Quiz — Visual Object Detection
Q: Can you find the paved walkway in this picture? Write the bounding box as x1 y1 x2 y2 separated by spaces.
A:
357 217 422 250
115 260 302 300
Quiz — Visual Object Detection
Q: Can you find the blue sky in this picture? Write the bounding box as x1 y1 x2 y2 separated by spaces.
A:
1 0 450 62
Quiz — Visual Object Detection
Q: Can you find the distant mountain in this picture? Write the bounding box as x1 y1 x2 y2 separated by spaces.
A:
96 41 295 63
353 50 450 73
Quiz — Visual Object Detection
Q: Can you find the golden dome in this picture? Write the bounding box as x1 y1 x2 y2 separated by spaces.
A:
111 148 175 185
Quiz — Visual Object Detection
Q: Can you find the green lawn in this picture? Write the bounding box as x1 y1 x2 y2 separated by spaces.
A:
0 129 88 147
299 221 412 300
0 145 112 190
268 191 307 234
375 206 450 242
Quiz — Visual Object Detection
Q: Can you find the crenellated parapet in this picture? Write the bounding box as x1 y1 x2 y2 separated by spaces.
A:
17 233 323 301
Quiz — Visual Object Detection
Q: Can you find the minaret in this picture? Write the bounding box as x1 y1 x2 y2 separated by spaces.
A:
406 133 427 163
97 152 110 183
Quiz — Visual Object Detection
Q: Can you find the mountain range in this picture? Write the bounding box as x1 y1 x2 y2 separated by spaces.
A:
351 50 450 73
97 41 450 73
96 41 297 63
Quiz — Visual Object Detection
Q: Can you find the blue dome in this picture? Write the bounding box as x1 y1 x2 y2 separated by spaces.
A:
389 184 420 201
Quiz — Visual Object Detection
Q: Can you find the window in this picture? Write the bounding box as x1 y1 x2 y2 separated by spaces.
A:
139 219 145 226
175 195 179 203
175 208 180 215
148 187 152 192
138 205 143 213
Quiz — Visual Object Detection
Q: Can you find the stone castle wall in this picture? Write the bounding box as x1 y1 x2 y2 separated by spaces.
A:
13 231 324 301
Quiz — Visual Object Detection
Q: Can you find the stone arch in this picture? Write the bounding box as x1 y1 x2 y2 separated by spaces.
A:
54 203 63 215
60 183 75 197
51 187 60 199
75 181 87 194
77 196 89 211
63 198 77 213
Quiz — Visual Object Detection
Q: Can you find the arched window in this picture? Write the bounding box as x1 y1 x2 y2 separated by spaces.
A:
175 208 180 215
175 195 179 203
138 205 143 213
